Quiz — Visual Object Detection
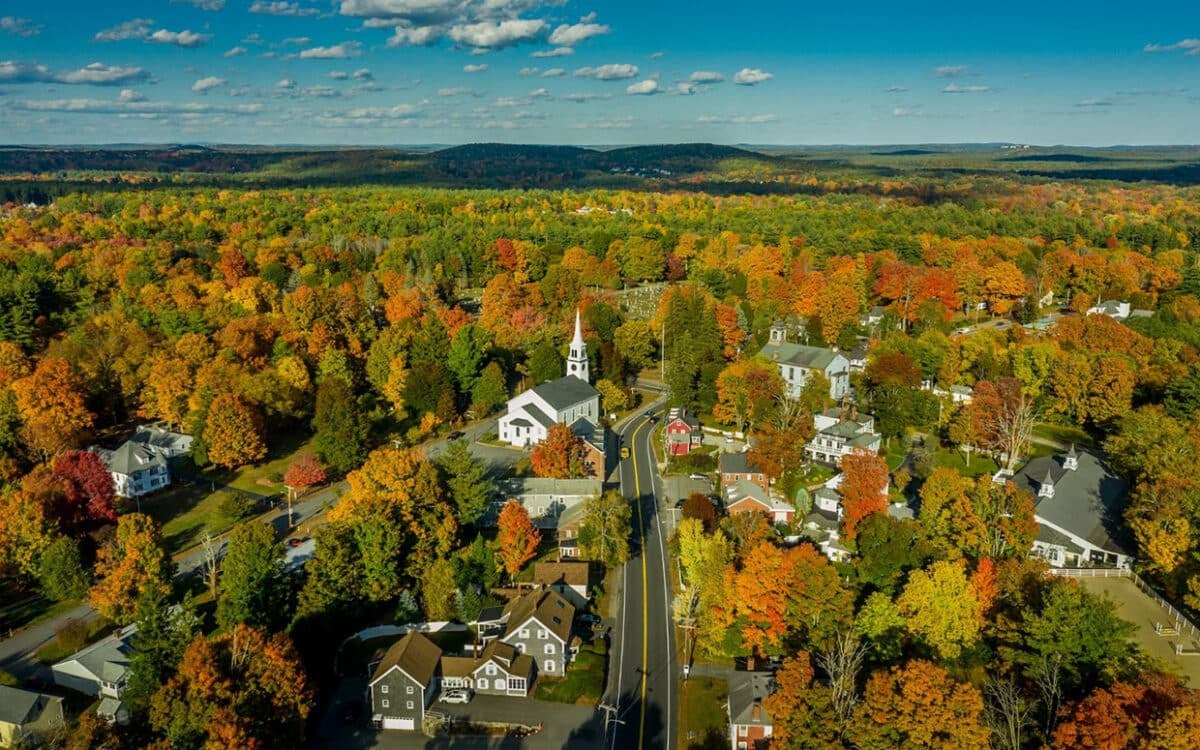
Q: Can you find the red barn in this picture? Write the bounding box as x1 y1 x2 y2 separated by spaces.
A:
664 407 703 456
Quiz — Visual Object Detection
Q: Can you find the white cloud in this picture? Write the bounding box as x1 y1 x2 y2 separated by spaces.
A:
242 32 265 45
438 87 476 96
531 47 573 58
649 51 664 59
548 14 609 46
575 63 638 80
688 71 724 83
387 25 442 46
1075 97 1115 107
353 67 373 80
542 67 565 77
147 29 210 48
892 107 912 117
561 92 606 102
942 83 990 93
0 61 153 86
934 65 966 78
519 66 540 76
329 71 350 80
118 89 145 102
94 18 154 42
172 0 225 9
696 113 778 124
528 87 549 97
11 96 263 115
625 79 658 95
191 76 226 93
568 115 634 129
301 85 341 97
276 78 297 89
1 17 43 37
224 46 248 58
732 68 772 85
463 63 489 72
886 85 908 92
250 1 319 16
493 96 523 107
448 19 547 49
675 82 696 95
1144 38 1200 56
282 37 312 45
299 41 363 59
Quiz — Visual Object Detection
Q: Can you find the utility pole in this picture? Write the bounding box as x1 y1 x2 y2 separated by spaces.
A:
598 702 625 738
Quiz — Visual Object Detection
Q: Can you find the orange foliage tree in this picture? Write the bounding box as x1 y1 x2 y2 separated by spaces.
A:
530 422 591 479
497 499 541 581
1053 672 1200 750
204 393 267 469
89 513 173 623
712 358 784 434
149 625 313 749
839 449 890 541
11 357 92 459
764 652 840 749
849 659 991 749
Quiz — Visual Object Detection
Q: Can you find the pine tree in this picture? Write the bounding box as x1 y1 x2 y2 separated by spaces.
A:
312 377 368 474
216 520 288 630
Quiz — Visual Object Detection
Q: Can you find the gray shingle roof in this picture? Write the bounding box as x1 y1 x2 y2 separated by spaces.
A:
1011 450 1131 556
758 341 843 370
719 452 761 476
54 625 135 686
502 589 575 644
524 403 557 429
728 672 775 727
531 375 600 411
98 441 166 476
0 685 41 725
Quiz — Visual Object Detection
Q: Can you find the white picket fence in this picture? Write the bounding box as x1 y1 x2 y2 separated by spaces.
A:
1048 567 1200 641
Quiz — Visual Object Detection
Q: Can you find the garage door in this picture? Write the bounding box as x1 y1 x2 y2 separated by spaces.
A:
382 717 414 731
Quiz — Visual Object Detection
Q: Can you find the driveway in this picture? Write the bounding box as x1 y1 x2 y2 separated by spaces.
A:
314 679 606 750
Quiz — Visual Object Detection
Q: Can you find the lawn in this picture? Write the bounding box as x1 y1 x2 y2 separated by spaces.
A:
679 676 728 749
533 640 607 705
931 448 999 478
884 440 908 471
0 588 82 632
1034 422 1096 448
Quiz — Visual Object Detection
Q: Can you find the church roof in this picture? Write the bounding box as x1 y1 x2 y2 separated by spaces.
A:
524 403 558 429
532 375 599 411
1011 449 1131 556
758 341 844 370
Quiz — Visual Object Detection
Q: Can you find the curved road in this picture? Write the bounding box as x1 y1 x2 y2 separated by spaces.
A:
606 411 676 750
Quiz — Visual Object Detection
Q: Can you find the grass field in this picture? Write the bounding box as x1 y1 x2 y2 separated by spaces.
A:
533 640 607 705
932 448 1000 477
35 618 114 665
679 676 728 749
1034 423 1096 448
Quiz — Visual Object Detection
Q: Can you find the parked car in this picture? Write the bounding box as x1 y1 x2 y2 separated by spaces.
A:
688 473 709 481
644 412 657 422
447 430 465 440
578 613 602 625
441 688 473 704
287 537 306 548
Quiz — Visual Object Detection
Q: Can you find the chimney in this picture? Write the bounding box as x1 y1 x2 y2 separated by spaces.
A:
752 702 761 721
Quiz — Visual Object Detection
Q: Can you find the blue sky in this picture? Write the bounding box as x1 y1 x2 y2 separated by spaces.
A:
0 0 1197 145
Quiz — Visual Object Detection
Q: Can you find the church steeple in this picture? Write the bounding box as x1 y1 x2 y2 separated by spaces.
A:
566 308 590 383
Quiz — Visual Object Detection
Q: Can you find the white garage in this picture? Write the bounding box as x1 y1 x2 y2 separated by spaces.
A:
381 716 414 731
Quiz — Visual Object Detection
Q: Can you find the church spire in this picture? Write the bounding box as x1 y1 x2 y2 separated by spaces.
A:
566 308 590 383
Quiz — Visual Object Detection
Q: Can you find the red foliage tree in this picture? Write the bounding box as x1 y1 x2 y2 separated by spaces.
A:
283 453 326 495
839 449 890 542
865 351 922 389
52 450 117 528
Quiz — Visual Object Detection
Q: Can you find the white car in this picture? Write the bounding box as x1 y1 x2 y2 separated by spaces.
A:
441 688 472 704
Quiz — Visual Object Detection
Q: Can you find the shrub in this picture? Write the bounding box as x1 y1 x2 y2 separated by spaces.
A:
54 618 90 653
218 492 258 523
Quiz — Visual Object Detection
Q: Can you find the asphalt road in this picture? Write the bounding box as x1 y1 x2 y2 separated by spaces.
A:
606 410 676 750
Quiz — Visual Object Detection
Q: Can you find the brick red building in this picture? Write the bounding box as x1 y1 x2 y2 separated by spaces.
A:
664 407 703 456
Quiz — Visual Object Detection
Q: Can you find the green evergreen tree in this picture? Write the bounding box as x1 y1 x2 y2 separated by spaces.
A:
526 339 564 384
471 361 508 416
437 438 492 526
447 322 490 395
124 586 199 711
312 377 368 474
216 521 288 630
37 535 90 602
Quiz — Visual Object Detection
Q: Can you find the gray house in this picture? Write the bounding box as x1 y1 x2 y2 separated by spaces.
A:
758 322 850 401
485 477 602 532
1008 446 1133 569
476 589 576 677
52 624 136 725
369 631 442 732
0 686 64 747
439 640 534 697
727 672 776 750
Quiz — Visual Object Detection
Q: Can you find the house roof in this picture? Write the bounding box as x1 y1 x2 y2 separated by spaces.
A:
719 452 761 476
569 418 606 451
54 625 135 684
534 560 591 588
97 441 166 476
508 417 532 428
1011 450 1132 557
369 631 442 688
725 479 794 514
0 685 42 725
130 425 191 453
502 589 575 644
666 408 701 429
524 403 558 430
758 341 844 371
442 639 536 680
530 375 600 411
498 477 603 498
728 672 775 727
96 697 124 720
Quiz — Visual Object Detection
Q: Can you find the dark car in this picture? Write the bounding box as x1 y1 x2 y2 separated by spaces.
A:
644 412 657 422
578 613 602 625
674 497 687 509
447 430 465 440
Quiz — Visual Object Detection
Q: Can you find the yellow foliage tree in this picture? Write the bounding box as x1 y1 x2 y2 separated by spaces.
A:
89 513 173 624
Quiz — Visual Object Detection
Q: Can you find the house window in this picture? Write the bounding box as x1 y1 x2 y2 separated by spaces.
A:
545 660 556 672
381 699 389 708
406 701 414 710
519 628 530 638
406 686 414 694
510 678 525 692
739 725 748 736
486 664 496 675
381 685 389 694
537 629 548 639
545 644 555 654
478 678 489 690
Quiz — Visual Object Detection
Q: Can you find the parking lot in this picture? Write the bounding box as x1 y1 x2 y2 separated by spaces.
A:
312 681 608 750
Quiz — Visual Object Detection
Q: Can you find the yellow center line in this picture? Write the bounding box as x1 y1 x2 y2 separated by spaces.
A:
630 419 650 750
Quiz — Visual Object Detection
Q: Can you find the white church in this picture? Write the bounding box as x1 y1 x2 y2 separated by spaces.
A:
499 310 602 447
